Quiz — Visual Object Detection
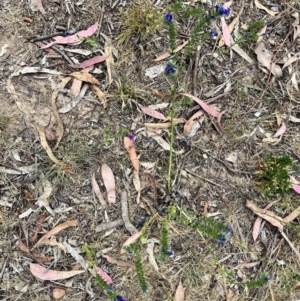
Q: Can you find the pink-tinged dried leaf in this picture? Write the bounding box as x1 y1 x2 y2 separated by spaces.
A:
101 164 116 204
184 110 204 136
53 288 66 299
69 55 107 69
282 52 300 69
32 0 45 14
30 263 84 280
32 220 78 250
273 122 286 137
41 23 98 49
91 173 107 208
124 137 139 172
174 280 184 301
236 261 260 269
283 206 300 223
70 66 93 97
246 200 284 231
140 105 166 120
253 201 276 242
183 93 225 132
153 40 188 61
292 184 300 194
70 79 82 98
254 42 282 78
221 17 231 46
183 94 221 118
120 231 142 254
95 265 113 284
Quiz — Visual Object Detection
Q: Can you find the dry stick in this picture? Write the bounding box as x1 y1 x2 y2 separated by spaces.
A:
193 46 201 96
240 28 293 120
96 5 105 37
30 32 64 42
51 45 73 64
121 191 138 235
279 229 300 263
95 219 123 233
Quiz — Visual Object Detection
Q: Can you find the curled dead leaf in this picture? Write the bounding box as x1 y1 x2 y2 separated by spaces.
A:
255 42 282 78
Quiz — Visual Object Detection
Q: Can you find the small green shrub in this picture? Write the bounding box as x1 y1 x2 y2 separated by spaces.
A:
258 154 293 195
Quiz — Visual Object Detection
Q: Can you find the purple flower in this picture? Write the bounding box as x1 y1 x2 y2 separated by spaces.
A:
216 5 230 16
219 237 227 243
126 134 135 141
116 296 127 301
165 65 176 74
210 29 217 37
226 226 232 233
164 13 173 24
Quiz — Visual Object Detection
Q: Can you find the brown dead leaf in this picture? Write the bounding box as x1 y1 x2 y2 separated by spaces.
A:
255 42 282 78
236 261 261 269
31 0 45 14
91 173 107 208
120 231 142 254
153 40 188 61
53 288 66 299
142 173 157 207
124 136 139 172
91 85 107 109
144 118 186 129
283 206 300 223
101 164 116 204
252 201 277 242
32 220 78 250
70 72 100 85
52 77 72 149
174 280 184 301
102 254 135 270
246 200 284 231
151 88 173 100
36 125 70 169
30 263 84 281
39 237 67 254
254 0 278 16
184 110 204 136
19 240 54 262
105 42 113 84
30 214 47 242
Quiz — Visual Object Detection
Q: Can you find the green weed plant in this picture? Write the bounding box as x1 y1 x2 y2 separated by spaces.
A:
258 154 293 195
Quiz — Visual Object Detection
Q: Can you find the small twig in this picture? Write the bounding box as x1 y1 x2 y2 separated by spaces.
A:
96 6 105 37
185 169 222 187
51 45 73 65
95 219 123 232
121 191 138 235
279 229 300 263
193 46 201 96
30 32 64 42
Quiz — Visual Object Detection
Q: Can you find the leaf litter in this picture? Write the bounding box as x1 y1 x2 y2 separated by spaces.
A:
2 1 300 300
